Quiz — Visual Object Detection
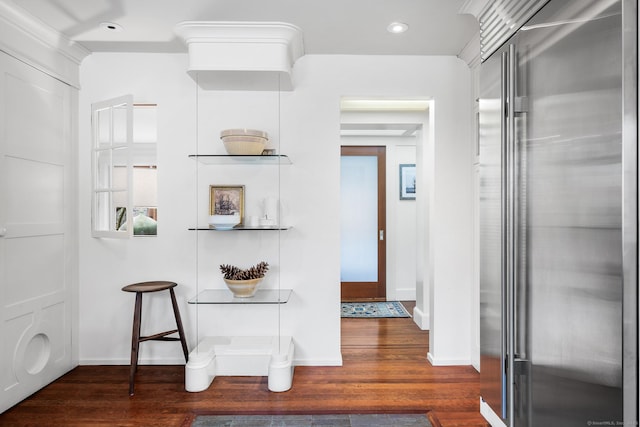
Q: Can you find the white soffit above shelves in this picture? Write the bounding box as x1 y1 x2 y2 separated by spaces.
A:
174 21 305 91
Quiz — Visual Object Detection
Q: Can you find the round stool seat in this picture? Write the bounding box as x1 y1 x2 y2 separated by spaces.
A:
122 281 177 293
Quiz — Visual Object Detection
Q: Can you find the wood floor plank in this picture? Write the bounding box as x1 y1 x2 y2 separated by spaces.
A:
0 302 488 427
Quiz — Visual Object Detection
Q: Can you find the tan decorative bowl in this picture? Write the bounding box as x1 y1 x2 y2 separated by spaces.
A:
223 277 264 298
220 129 269 155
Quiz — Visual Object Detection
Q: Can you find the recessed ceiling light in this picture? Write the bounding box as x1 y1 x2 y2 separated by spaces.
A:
100 22 123 32
387 22 408 34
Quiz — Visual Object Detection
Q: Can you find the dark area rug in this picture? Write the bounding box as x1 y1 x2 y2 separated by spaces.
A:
341 301 411 318
189 412 436 426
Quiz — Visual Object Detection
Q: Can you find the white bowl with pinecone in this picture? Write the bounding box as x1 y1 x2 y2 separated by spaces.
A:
220 262 269 298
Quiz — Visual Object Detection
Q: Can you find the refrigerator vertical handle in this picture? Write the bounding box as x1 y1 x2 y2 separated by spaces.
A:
500 48 509 372
508 44 518 362
503 43 517 427
508 40 517 365
500 48 510 424
500 51 511 419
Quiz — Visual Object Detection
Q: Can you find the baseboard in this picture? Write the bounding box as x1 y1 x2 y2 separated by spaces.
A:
427 352 471 366
471 344 480 372
412 305 430 330
480 398 507 427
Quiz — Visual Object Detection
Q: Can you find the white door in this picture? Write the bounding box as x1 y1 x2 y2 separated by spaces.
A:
0 52 75 413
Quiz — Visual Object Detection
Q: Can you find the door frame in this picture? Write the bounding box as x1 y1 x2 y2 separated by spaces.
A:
340 145 386 301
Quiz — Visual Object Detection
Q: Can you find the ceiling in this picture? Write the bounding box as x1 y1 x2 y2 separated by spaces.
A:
5 0 479 56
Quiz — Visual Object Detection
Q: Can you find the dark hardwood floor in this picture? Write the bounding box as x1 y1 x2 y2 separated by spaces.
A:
0 302 488 427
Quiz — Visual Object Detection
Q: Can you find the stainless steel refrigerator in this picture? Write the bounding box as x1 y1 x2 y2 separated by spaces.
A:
478 0 637 426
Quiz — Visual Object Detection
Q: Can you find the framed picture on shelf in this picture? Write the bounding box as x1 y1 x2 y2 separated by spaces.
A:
209 185 245 222
399 164 416 200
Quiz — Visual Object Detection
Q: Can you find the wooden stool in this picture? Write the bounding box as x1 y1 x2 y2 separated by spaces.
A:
122 281 189 395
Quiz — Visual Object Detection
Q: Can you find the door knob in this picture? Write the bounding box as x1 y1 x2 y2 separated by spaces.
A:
0 227 6 237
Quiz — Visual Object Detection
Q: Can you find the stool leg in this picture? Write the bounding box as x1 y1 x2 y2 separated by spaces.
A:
169 288 189 362
129 292 143 396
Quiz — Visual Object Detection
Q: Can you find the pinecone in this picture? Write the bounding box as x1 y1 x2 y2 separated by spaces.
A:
219 264 241 279
220 262 269 280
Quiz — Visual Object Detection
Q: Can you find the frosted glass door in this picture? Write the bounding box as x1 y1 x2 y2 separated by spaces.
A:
341 155 378 281
341 145 386 300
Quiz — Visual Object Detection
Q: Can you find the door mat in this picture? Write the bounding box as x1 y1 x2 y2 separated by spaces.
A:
188 411 438 427
341 301 411 318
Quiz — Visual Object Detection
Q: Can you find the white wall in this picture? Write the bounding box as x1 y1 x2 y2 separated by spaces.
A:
78 52 474 367
393 144 419 300
423 63 475 366
78 53 199 365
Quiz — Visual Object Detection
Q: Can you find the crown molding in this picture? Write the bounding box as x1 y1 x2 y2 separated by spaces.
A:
458 31 481 68
458 0 492 19
457 0 487 67
0 1 90 88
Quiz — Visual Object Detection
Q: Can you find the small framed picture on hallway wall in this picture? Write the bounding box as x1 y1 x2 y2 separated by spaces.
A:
399 164 416 200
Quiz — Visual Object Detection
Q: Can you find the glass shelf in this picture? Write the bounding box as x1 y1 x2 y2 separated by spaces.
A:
189 225 292 231
189 154 292 165
189 289 292 304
